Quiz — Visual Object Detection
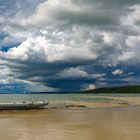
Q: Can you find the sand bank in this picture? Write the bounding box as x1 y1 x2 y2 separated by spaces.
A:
47 96 140 109
0 105 140 140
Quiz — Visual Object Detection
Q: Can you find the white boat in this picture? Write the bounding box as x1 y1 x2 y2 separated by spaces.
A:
0 101 49 110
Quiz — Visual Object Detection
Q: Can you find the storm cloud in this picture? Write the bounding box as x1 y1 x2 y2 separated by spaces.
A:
0 0 140 92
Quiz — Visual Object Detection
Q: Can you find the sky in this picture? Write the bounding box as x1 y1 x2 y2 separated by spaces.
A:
0 0 140 93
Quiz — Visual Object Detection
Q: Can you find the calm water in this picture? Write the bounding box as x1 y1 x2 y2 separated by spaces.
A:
0 106 140 140
0 94 140 103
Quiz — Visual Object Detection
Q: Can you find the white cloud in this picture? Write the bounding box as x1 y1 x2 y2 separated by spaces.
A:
112 69 124 75
1 36 96 63
84 84 96 91
121 5 140 27
118 35 140 62
12 0 77 27
92 73 106 79
126 36 140 48
58 67 88 78
57 67 106 80
3 0 139 66
11 0 128 29
1 0 140 91
118 52 135 62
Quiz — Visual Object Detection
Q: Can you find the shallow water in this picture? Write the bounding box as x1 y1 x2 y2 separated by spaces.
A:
0 106 140 140
0 94 139 103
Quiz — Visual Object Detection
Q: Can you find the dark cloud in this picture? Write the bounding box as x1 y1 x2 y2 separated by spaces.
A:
0 0 140 92
0 0 46 17
0 0 18 17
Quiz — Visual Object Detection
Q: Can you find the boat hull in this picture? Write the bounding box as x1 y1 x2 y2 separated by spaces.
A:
0 102 49 110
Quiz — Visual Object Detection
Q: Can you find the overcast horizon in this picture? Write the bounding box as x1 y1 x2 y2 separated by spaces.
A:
0 0 140 93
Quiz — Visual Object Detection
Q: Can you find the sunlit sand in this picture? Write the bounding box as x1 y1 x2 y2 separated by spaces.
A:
0 106 140 140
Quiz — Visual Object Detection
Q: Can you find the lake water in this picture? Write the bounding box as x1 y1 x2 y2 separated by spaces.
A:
0 93 140 103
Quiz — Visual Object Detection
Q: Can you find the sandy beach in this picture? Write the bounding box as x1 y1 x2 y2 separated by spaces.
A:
0 105 140 140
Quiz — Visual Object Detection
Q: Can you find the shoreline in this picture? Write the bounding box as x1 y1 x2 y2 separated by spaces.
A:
0 102 139 140
0 95 140 112
42 95 140 111
47 96 139 109
0 96 140 112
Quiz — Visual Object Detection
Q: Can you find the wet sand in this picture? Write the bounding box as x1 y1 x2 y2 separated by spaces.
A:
47 96 140 109
0 106 140 140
